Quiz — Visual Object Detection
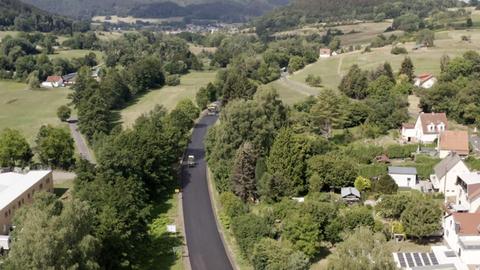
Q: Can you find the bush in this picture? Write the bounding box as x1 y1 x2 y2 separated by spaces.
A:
358 164 388 179
305 74 322 87
232 213 272 258
391 46 408 55
57 105 72 122
372 174 398 194
165 74 180 86
220 192 248 219
341 144 384 164
385 144 417 159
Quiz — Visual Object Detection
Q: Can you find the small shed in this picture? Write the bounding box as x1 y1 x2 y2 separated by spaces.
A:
341 187 361 203
388 166 418 188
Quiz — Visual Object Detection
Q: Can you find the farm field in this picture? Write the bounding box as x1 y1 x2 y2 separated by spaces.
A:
0 81 71 142
273 28 480 104
120 71 216 127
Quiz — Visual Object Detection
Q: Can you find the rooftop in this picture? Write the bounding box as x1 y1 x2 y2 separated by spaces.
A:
45 75 63 82
341 187 360 198
0 170 51 211
452 212 480 236
439 130 469 154
434 153 464 179
388 166 417 175
418 112 448 134
457 172 480 185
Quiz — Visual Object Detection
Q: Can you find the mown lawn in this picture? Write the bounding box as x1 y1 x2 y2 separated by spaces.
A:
0 81 71 142
120 71 216 127
270 28 480 105
138 191 183 270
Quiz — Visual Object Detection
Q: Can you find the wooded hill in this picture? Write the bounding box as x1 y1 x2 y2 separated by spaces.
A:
23 0 290 22
0 0 86 33
255 0 462 37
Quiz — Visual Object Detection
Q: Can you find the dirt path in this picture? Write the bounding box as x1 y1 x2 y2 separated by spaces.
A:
280 75 320 96
337 54 344 76
408 95 421 119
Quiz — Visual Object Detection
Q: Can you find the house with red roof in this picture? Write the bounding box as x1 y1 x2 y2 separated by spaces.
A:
319 48 332 58
444 212 480 266
41 75 64 88
438 130 469 158
414 73 437 89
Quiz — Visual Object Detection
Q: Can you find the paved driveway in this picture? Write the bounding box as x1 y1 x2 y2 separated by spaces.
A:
182 114 233 270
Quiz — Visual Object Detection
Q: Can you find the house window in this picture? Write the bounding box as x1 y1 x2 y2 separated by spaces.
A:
40 184 43 189
17 201 20 207
27 193 30 199
21 199 24 204
4 212 7 218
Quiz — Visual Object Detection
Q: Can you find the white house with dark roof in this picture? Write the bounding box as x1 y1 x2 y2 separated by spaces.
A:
388 166 418 188
431 153 471 197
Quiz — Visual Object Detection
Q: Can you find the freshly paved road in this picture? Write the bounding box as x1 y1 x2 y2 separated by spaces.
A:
181 114 233 270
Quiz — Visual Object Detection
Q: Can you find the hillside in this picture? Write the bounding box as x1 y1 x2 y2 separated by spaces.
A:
0 0 81 33
23 0 290 21
255 0 461 37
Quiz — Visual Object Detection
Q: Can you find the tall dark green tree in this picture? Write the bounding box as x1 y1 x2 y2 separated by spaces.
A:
231 142 258 202
339 65 369 99
399 57 415 82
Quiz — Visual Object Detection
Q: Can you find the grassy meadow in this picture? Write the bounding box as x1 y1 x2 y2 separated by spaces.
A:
120 71 216 127
0 81 71 142
48 49 104 61
273 28 480 105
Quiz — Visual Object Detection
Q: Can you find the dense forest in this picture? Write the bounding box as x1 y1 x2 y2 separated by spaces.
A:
24 0 289 22
255 0 462 38
0 0 88 33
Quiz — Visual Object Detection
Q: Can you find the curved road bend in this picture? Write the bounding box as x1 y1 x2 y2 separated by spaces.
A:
181 114 233 270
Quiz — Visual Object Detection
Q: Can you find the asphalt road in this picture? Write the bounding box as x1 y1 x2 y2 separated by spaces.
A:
182 114 233 270
68 120 95 163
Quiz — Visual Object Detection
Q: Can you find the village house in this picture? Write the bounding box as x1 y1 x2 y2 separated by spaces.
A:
401 112 448 143
444 212 480 267
438 130 469 159
41 75 64 88
388 166 418 188
319 48 332 58
414 73 437 89
340 187 360 204
62 73 77 86
0 170 53 250
431 153 470 198
455 172 480 213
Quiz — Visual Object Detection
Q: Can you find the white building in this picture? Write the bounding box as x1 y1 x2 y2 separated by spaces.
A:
388 166 418 188
41 76 64 88
414 73 437 89
438 130 469 159
402 112 448 143
0 170 53 250
444 212 480 267
319 48 332 58
455 173 480 213
431 153 471 198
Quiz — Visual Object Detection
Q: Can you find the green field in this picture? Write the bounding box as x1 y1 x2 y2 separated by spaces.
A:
121 71 216 127
273 28 480 105
0 81 71 142
49 49 104 61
